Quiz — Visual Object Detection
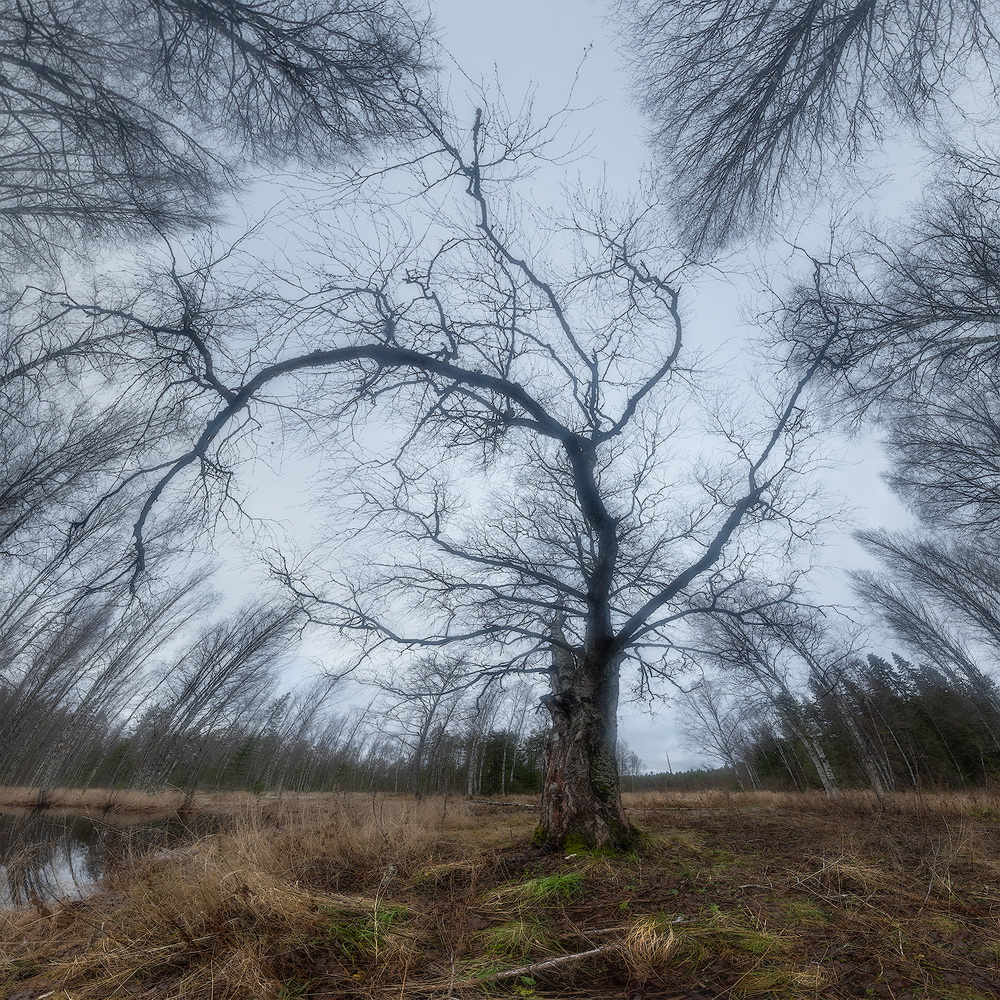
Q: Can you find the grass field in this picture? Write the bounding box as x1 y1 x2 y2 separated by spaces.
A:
0 786 194 814
1 789 998 999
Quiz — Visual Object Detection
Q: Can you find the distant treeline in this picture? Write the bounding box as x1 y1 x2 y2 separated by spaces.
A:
5 582 999 798
676 650 1000 793
5 491 1000 799
8 687 650 800
76 715 548 798
0 586 657 799
634 768 740 791
0 596 553 797
745 654 1000 792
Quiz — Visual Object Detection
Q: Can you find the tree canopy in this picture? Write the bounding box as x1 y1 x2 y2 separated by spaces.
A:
0 0 426 264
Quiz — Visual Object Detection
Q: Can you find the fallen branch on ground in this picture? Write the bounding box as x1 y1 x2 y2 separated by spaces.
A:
494 945 609 979
467 799 539 810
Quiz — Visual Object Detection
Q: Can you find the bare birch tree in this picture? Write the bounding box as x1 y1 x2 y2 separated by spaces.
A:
693 607 843 795
678 677 765 789
619 0 1000 248
0 0 427 264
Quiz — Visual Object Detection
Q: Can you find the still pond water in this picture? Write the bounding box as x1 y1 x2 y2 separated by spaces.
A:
0 809 222 908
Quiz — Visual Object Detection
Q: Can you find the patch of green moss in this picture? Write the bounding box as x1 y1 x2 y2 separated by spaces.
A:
481 919 553 960
978 939 1000 964
778 900 829 930
562 832 591 854
321 904 410 961
659 906 831 997
514 872 585 903
531 821 645 854
969 806 1000 820
674 907 790 962
276 979 315 999
921 913 961 934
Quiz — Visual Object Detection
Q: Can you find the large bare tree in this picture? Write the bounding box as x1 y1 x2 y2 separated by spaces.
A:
29 97 833 848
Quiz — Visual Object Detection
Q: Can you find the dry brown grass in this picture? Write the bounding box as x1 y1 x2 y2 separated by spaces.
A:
623 786 1000 817
1 790 999 999
615 916 677 980
0 786 193 814
0 795 536 999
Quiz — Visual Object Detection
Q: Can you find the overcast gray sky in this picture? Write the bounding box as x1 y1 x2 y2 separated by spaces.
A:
416 1 914 770
212 0 918 773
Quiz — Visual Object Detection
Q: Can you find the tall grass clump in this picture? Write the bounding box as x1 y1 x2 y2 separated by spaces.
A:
0 795 488 999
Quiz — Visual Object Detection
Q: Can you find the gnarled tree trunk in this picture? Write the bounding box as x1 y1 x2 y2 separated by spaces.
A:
535 634 636 851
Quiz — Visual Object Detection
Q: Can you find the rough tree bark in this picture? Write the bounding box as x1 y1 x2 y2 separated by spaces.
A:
536 621 636 851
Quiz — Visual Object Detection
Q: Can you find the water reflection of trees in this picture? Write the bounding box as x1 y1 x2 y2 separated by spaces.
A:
0 811 222 907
